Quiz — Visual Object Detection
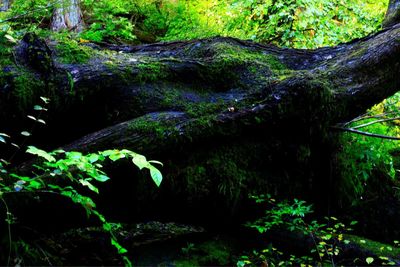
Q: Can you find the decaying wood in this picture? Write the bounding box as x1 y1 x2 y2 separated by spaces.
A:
0 2 399 225
383 0 400 28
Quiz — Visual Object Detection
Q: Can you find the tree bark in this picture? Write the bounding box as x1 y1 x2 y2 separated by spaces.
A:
383 0 400 28
4 24 400 150
0 0 10 11
51 0 84 32
0 5 399 223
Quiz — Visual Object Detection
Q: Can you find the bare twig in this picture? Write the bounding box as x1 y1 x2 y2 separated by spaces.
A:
352 116 400 129
343 112 395 126
331 126 400 140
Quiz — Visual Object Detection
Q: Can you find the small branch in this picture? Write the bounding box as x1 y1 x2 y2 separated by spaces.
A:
383 0 400 28
352 116 400 129
331 126 400 140
343 112 394 126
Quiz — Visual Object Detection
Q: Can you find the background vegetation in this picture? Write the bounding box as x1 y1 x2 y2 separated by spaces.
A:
1 0 400 266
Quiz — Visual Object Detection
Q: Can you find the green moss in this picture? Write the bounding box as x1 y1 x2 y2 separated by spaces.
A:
127 113 179 137
13 70 45 111
55 39 92 64
159 87 230 122
135 61 169 83
181 142 267 207
186 101 224 118
346 234 400 259
211 42 286 70
194 42 288 89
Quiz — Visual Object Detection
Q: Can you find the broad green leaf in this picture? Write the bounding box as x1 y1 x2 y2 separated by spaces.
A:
79 179 99 194
94 175 110 182
111 238 127 254
67 151 83 160
14 184 23 191
88 154 99 163
109 152 125 161
34 105 44 110
21 131 31 137
132 155 148 170
150 167 163 187
26 146 56 162
101 150 117 157
366 257 374 264
27 115 36 121
148 160 163 166
11 143 20 149
40 97 50 104
28 180 42 189
5 34 17 43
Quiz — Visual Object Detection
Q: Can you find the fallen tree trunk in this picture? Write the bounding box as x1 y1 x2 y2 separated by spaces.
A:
1 5 400 224
2 25 400 140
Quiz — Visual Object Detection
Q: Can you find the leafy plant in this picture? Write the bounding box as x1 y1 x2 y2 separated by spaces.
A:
336 93 400 205
239 195 400 266
0 97 163 265
239 196 352 266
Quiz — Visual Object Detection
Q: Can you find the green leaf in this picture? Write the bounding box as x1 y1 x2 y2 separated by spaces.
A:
27 115 37 121
148 160 163 166
150 167 162 187
5 34 17 43
111 238 128 254
366 257 374 264
40 97 50 104
101 150 115 157
26 146 56 162
79 179 99 193
28 180 42 189
88 154 100 163
109 152 125 161
132 155 149 170
94 175 110 182
67 151 82 160
34 105 44 110
0 136 5 143
21 131 31 137
11 143 20 149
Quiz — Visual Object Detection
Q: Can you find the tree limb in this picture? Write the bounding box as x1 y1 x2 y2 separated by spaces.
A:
383 0 400 28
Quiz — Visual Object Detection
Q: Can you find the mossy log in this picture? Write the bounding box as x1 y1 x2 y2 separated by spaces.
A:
2 24 400 148
1 16 400 225
383 0 400 28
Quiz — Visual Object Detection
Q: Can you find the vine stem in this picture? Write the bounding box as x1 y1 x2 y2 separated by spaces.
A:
1 197 12 266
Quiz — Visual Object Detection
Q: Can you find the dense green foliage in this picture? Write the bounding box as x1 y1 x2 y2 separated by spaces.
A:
337 94 400 205
238 196 400 266
0 0 389 47
0 97 163 265
2 0 400 266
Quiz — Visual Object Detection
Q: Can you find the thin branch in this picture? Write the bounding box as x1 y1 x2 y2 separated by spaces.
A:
343 112 395 126
352 116 400 129
331 126 400 140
